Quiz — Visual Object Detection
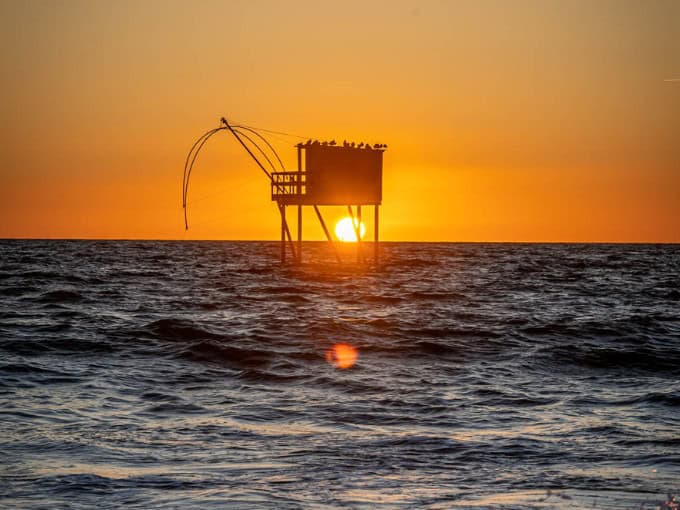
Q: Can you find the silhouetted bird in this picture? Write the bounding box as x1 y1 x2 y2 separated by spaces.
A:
322 141 328 146
373 143 380 149
313 140 320 146
329 140 336 145
343 140 348 147
358 142 364 148
305 139 312 146
383 144 388 148
350 142 355 148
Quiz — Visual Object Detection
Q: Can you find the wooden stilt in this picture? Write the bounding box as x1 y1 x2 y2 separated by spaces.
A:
347 205 365 264
280 204 286 264
297 147 302 264
374 205 379 266
282 212 297 262
297 205 302 264
278 203 297 263
314 205 342 264
357 205 362 264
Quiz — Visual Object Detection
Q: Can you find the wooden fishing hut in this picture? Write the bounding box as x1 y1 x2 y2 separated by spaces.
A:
182 117 386 266
271 140 385 265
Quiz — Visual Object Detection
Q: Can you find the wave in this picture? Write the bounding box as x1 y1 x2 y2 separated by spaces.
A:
637 392 680 407
542 344 680 373
400 326 503 339
388 257 440 268
142 318 223 341
235 368 307 384
666 289 680 301
143 402 206 414
256 285 312 295
0 362 64 375
411 340 463 356
177 340 273 368
1 285 38 297
37 290 84 303
361 294 402 304
0 337 117 356
278 294 311 303
407 291 466 301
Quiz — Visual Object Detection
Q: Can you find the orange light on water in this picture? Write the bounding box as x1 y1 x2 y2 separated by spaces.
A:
326 343 358 369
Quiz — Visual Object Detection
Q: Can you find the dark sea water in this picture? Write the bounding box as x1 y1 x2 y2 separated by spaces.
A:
1 240 679 509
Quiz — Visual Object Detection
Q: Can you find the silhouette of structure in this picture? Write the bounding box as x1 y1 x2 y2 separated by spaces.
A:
182 118 386 265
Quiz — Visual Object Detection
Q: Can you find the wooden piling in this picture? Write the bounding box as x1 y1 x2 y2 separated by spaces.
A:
374 205 379 266
297 146 302 264
280 204 286 263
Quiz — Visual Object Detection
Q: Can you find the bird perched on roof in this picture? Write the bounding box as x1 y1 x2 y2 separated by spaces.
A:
373 143 380 149
329 140 336 146
350 142 355 148
358 142 364 148
321 141 328 146
305 139 312 146
343 140 348 147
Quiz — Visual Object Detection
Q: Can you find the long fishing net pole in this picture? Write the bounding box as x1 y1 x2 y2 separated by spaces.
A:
183 127 227 229
182 117 292 230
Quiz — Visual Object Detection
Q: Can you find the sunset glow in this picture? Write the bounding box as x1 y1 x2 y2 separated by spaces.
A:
1 1 678 242
334 217 366 243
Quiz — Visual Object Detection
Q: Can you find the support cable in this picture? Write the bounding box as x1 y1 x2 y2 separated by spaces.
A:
231 128 287 195
234 123 308 140
232 125 286 171
221 118 271 180
231 128 278 175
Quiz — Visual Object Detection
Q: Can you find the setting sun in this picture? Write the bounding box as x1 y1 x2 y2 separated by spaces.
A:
334 217 366 243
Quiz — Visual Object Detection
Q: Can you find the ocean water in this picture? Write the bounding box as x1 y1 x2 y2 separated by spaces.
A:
1 240 678 509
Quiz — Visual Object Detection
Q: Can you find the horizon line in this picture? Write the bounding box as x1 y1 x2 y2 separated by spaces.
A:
1 237 678 245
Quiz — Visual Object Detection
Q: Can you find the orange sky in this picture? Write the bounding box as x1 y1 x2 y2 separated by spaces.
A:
1 0 678 242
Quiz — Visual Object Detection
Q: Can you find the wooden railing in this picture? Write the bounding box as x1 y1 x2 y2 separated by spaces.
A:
271 171 307 200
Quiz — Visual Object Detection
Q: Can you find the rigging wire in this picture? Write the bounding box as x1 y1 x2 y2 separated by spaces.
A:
231 122 309 140
252 129 299 146
183 185 234 206
231 128 278 175
182 117 314 231
220 118 273 181
228 125 289 196
183 118 297 230
232 125 286 171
